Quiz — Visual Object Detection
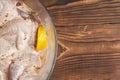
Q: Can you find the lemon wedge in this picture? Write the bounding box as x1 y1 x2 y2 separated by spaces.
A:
36 25 48 50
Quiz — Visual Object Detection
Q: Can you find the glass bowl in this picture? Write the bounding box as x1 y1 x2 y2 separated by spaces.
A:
23 0 58 80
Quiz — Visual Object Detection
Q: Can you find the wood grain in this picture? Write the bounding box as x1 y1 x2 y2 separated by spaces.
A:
41 0 120 80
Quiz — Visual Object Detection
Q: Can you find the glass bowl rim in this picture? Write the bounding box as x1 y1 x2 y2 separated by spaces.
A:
38 0 58 80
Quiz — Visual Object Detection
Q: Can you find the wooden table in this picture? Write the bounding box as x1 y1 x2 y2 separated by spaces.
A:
41 0 120 80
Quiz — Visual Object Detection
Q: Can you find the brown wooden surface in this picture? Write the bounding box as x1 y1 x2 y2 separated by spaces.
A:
41 0 120 80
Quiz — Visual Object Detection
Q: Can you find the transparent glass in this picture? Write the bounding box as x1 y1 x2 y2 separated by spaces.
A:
23 0 58 80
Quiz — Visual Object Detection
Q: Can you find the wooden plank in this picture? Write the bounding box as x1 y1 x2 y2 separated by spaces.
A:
46 0 120 26
41 0 120 80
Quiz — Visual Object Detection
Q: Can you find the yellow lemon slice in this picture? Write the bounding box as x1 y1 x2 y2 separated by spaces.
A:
36 25 48 50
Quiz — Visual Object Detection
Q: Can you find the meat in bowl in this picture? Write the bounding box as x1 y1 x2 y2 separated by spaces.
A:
0 0 50 80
